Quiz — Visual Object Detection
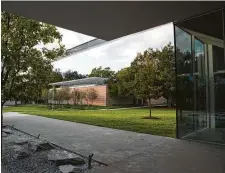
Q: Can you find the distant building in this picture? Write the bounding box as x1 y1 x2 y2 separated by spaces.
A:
49 77 167 106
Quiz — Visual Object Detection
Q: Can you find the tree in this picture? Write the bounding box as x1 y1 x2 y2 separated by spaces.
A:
89 66 115 78
54 89 62 105
56 87 71 107
107 75 119 97
63 70 87 81
79 90 86 105
1 11 65 111
131 49 163 118
158 43 175 107
83 90 89 105
19 57 58 104
89 66 116 101
62 87 71 104
51 69 64 83
71 89 81 106
107 67 136 105
86 88 99 105
41 88 49 104
116 67 136 97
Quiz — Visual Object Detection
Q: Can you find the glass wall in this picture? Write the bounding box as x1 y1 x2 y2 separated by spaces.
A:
175 8 225 144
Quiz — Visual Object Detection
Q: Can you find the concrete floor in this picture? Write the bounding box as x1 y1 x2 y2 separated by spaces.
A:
3 112 225 173
184 128 225 144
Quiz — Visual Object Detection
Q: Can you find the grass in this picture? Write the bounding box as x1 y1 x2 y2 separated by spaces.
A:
3 105 176 138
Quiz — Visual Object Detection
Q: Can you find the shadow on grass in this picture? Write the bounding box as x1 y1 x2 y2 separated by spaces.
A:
142 116 161 120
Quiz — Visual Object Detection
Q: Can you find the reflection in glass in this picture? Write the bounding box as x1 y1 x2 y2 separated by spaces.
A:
213 46 225 72
175 27 192 75
193 39 207 131
175 27 194 137
175 9 225 144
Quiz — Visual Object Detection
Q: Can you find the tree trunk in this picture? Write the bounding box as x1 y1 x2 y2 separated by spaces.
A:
148 98 152 118
86 100 89 106
168 97 172 107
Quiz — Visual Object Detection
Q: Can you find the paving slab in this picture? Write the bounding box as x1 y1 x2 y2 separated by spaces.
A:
3 112 167 165
93 139 225 173
3 112 225 173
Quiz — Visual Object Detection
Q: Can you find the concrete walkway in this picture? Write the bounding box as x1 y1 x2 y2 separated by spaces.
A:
3 112 225 173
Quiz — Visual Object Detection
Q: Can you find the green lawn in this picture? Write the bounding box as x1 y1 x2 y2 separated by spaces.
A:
3 105 176 138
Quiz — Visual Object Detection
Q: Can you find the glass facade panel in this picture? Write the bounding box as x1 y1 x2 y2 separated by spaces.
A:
175 27 192 75
193 39 207 131
175 27 194 137
213 46 225 71
175 9 225 144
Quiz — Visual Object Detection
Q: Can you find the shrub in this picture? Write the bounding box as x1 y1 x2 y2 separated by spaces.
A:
86 88 99 105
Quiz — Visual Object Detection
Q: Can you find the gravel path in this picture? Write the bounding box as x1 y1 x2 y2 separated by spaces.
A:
2 125 105 173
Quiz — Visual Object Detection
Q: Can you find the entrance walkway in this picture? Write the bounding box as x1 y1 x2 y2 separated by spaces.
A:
3 112 225 173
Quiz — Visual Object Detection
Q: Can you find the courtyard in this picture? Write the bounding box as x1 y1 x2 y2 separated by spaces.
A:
3 111 225 173
3 105 176 138
2 2 225 173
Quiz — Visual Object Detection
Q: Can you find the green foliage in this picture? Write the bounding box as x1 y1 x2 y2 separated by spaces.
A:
107 43 175 117
116 67 136 97
1 11 65 106
63 70 87 81
89 66 115 78
158 43 175 106
51 69 64 83
107 76 119 97
106 43 175 110
131 49 163 117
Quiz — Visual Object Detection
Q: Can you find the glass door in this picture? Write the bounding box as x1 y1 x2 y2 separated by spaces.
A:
193 38 208 131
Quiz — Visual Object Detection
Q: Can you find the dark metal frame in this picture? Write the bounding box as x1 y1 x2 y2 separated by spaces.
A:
173 24 179 138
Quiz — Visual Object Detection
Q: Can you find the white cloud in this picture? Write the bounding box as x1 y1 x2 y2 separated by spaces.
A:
53 23 174 74
57 27 95 49
34 27 94 51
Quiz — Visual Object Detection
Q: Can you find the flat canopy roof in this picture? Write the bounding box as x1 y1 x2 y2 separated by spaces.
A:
49 77 108 86
2 1 225 40
57 38 106 60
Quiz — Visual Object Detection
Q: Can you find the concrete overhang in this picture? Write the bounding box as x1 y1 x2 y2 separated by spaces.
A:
2 1 225 40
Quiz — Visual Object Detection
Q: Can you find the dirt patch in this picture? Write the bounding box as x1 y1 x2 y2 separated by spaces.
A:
142 116 160 120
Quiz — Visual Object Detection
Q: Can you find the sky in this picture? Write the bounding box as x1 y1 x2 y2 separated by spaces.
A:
52 23 174 75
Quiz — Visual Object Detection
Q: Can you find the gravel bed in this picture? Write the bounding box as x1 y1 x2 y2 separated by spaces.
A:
2 125 106 173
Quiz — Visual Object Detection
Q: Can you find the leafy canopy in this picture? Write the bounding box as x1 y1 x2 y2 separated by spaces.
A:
1 11 65 105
